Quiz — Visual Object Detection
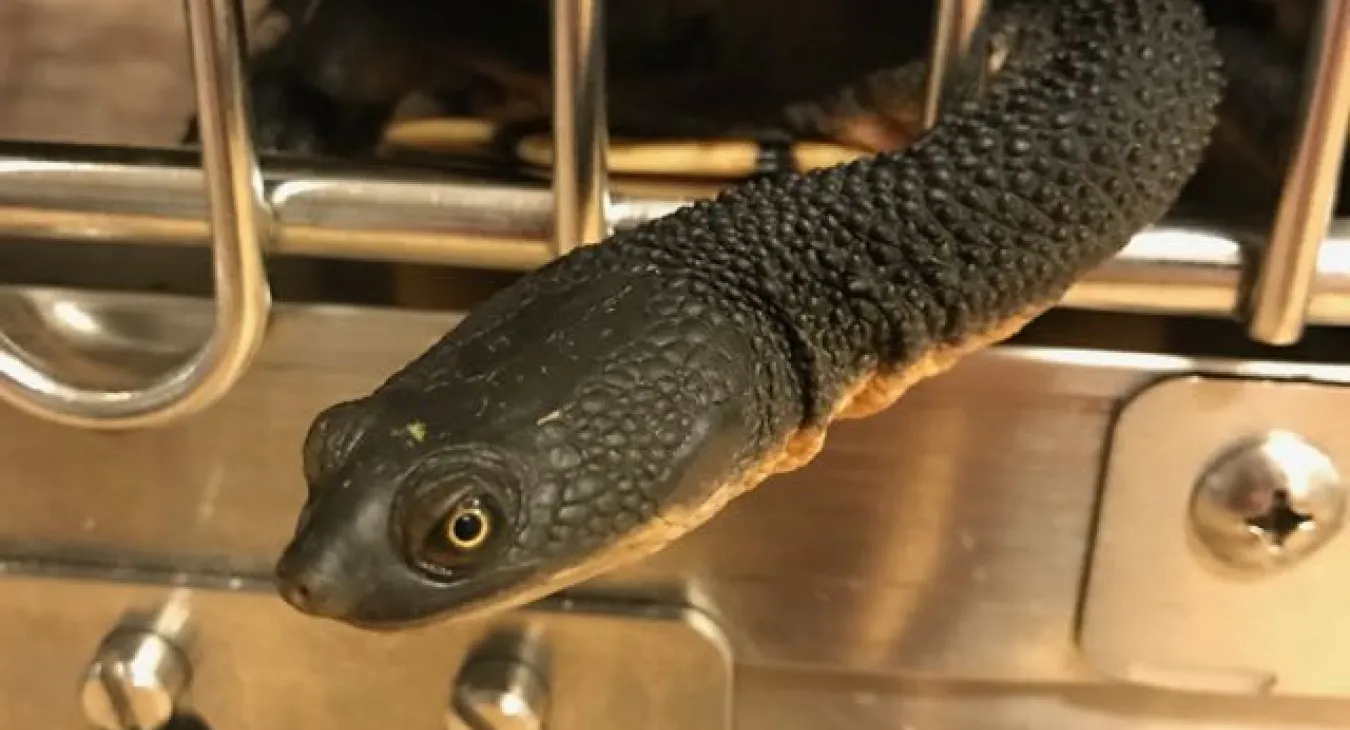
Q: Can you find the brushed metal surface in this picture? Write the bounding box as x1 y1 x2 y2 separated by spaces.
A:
0 286 1134 683
0 574 730 730
1081 375 1350 698
735 670 1350 729
4 288 1350 727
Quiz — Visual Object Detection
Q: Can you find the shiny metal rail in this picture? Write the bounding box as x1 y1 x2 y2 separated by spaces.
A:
6 149 1350 322
0 0 271 429
1245 0 1350 345
1 0 1350 431
551 0 612 253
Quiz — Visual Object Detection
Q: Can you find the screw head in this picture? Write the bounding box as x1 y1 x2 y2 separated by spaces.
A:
446 657 549 730
79 628 192 730
1189 430 1345 574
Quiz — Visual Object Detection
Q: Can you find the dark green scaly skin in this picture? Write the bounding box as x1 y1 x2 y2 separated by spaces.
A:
274 0 1224 629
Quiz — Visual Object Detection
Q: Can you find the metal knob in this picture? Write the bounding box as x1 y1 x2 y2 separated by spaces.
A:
446 656 549 730
1189 430 1347 574
80 627 193 730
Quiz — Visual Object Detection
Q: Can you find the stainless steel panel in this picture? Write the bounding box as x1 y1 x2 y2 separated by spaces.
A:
0 574 731 730
0 285 1266 681
0 286 1132 683
1082 375 1350 699
736 671 1350 729
4 289 1350 727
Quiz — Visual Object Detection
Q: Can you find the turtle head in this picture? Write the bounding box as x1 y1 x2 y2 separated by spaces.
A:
273 256 775 628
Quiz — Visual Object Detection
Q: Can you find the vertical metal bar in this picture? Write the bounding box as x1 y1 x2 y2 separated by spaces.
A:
181 0 273 388
922 0 991 129
551 0 611 256
1245 0 1350 345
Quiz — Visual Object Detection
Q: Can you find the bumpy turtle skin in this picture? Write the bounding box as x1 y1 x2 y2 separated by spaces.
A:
782 3 1060 153
275 0 1224 627
614 0 1223 425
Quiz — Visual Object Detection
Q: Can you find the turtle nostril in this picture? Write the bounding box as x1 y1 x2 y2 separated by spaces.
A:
276 570 314 612
274 548 354 618
277 567 353 617
290 581 313 606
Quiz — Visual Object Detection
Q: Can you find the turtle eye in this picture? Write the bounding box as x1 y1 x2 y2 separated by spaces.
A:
440 500 493 551
401 488 509 578
389 446 525 579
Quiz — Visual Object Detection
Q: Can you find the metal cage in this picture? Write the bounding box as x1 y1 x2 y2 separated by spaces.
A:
0 0 1347 430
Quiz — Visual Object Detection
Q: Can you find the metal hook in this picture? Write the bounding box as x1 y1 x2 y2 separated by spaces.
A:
0 0 272 429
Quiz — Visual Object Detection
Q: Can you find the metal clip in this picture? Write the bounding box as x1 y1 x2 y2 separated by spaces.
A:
0 0 272 429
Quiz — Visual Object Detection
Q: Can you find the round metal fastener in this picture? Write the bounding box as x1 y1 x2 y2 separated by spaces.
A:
446 656 549 730
1189 430 1346 574
79 628 193 730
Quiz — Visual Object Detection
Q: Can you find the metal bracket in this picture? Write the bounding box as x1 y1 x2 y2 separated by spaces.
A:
1080 373 1350 698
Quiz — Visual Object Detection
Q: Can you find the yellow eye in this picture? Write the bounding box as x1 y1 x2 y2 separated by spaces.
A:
443 504 492 551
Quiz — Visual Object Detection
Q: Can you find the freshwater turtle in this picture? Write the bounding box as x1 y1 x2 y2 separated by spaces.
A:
271 0 1226 629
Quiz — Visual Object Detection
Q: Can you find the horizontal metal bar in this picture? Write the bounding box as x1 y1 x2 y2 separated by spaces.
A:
3 144 1350 325
0 144 679 270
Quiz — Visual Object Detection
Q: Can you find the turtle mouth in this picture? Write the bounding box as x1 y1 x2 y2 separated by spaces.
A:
275 554 552 631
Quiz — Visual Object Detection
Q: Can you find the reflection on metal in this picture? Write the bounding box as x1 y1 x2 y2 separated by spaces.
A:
17 286 1350 685
17 289 1350 728
0 574 731 730
0 0 271 429
0 0 1344 434
0 144 678 270
447 632 551 730
7 148 1350 326
1246 0 1350 345
550 0 612 254
922 0 991 127
1082 375 1350 698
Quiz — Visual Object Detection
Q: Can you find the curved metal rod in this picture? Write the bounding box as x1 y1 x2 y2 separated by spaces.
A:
0 0 272 429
